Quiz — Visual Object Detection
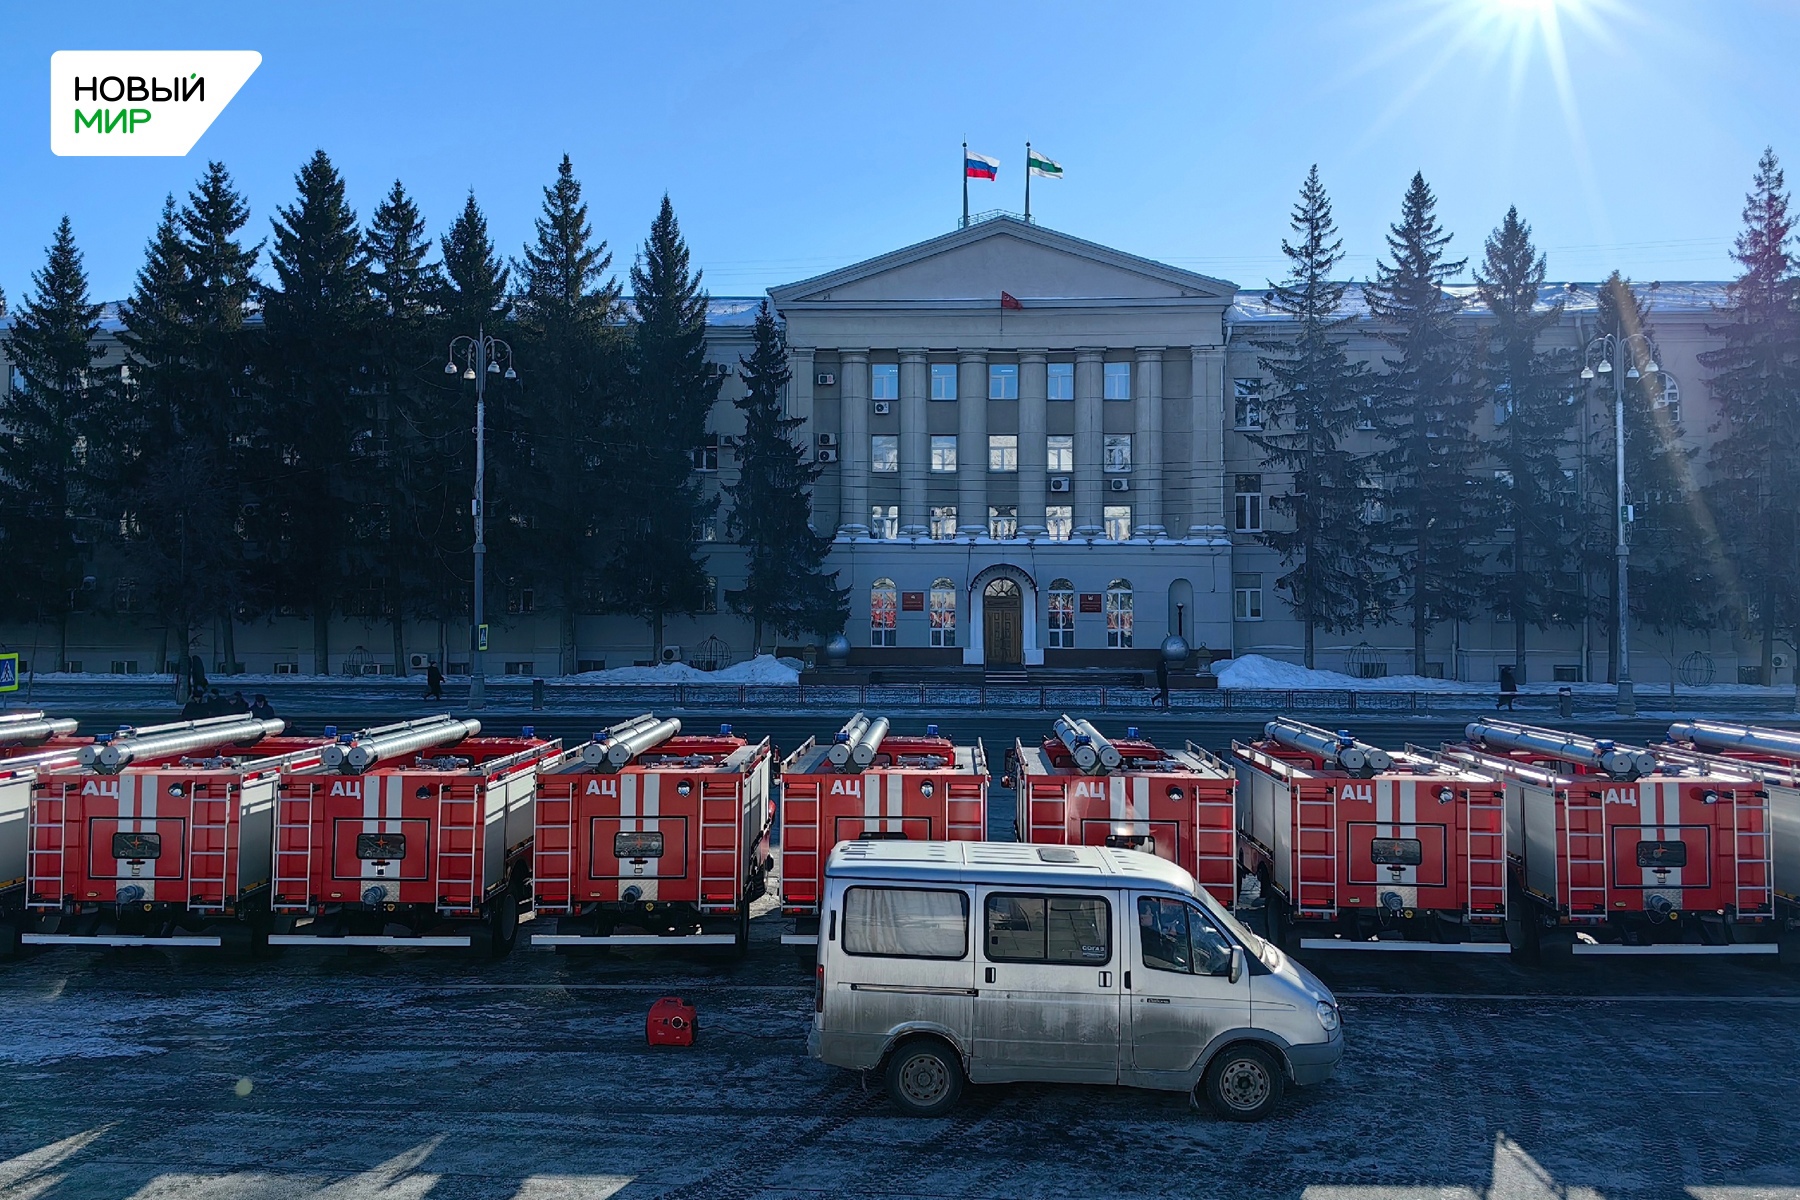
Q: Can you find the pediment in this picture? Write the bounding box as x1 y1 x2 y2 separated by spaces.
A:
770 217 1235 308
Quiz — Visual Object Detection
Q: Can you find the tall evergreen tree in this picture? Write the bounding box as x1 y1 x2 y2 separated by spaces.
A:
511 155 622 671
1246 166 1381 668
725 301 848 648
1473 206 1583 678
611 195 720 658
258 150 370 673
1699 148 1800 684
1365 173 1486 676
0 219 110 669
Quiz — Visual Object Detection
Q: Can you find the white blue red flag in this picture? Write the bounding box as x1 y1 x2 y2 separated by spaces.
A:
965 151 999 180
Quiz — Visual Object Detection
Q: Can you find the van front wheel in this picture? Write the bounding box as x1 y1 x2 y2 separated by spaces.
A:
1202 1044 1285 1122
883 1039 963 1118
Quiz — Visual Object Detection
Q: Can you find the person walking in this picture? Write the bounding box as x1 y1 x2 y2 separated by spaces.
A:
250 694 276 720
1155 657 1171 710
1496 665 1518 711
425 661 445 701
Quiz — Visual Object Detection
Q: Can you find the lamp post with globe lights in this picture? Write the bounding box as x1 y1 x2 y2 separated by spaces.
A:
445 328 516 709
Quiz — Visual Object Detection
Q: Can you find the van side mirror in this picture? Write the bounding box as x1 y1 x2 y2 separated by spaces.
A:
1228 946 1244 985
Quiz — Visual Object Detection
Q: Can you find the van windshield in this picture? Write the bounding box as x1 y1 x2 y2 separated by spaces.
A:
1189 884 1269 960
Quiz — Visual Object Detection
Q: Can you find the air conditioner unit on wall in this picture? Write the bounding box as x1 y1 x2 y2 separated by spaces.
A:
873 401 892 415
817 432 837 447
408 652 431 670
662 645 683 663
1110 477 1130 492
816 372 836 387
816 448 838 464
1049 477 1071 493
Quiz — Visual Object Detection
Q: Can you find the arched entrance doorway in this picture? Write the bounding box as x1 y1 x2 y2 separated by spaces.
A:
983 578 1023 666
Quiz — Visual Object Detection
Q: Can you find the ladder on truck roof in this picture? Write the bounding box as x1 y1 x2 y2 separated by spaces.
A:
1464 784 1507 917
435 788 482 915
1563 784 1609 915
1735 788 1774 917
1294 781 1338 919
186 793 232 913
25 787 66 909
532 779 577 913
271 782 314 912
698 782 741 908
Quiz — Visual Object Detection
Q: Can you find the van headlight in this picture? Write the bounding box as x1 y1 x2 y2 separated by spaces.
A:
1315 1001 1340 1033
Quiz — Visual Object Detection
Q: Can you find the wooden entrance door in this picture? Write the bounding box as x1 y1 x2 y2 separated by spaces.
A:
984 579 1023 666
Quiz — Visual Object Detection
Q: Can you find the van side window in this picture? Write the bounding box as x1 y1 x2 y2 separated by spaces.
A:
984 893 1112 965
1138 897 1233 976
843 887 968 960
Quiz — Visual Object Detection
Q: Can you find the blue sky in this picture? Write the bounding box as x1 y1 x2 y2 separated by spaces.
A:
3 0 1796 305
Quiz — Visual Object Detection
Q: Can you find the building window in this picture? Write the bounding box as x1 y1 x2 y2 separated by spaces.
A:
507 583 536 614
694 517 718 543
1047 435 1073 473
692 433 719 472
931 363 957 401
1103 505 1132 542
1492 380 1514 427
1652 372 1681 424
1046 505 1073 541
1104 362 1131 400
1234 473 1263 533
871 505 899 539
930 505 958 540
871 434 899 473
701 575 718 613
930 435 958 472
930 577 957 647
871 578 897 646
1234 572 1263 621
872 363 898 401
113 577 141 613
988 434 1018 473
1103 435 1132 473
1234 379 1262 430
1355 395 1376 430
1048 578 1075 648
1105 579 1133 648
989 364 1018 400
989 504 1017 539
1048 362 1074 401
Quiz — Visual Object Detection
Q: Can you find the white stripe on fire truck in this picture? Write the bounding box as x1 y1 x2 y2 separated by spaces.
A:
1109 776 1125 823
1399 777 1418 887
1131 776 1148 833
864 771 880 830
885 770 901 833
640 773 660 901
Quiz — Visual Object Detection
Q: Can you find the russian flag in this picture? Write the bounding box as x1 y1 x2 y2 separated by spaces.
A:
965 151 999 181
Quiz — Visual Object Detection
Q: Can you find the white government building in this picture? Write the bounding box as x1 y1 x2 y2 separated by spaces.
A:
0 214 1755 685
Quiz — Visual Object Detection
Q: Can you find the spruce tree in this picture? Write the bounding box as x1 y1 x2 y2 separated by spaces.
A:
259 150 370 673
1473 206 1583 679
512 155 622 670
1246 166 1381 668
725 301 848 649
1699 148 1800 684
1364 173 1486 676
0 219 110 669
613 195 720 659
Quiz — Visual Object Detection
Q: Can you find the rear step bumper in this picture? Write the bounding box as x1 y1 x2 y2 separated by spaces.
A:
780 933 819 945
22 933 223 948
531 933 736 947
1299 938 1512 953
266 934 471 947
1570 942 1777 956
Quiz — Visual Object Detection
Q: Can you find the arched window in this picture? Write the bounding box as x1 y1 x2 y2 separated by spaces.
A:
929 577 957 647
1652 371 1681 425
1106 578 1133 649
871 578 897 647
1047 578 1075 649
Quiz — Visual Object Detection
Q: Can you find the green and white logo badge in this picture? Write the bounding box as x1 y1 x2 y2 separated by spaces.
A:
52 50 261 157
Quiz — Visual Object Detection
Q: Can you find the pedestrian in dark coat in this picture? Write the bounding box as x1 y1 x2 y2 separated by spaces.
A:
425 662 445 701
1497 665 1519 711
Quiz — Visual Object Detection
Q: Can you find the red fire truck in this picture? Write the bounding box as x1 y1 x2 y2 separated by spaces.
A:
1232 719 1510 952
1440 719 1775 957
22 714 322 949
779 715 988 946
530 714 773 953
268 716 558 955
1 714 86 957
1010 715 1237 907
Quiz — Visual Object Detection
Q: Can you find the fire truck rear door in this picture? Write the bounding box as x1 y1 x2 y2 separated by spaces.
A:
1125 892 1252 1087
971 885 1120 1085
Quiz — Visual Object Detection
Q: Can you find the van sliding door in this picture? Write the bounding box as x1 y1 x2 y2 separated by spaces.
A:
972 887 1121 1085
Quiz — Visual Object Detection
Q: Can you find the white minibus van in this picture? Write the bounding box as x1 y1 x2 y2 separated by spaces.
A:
808 840 1342 1121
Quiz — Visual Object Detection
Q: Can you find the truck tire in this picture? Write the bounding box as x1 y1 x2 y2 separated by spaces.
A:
0 920 18 962
488 891 520 959
733 902 751 959
1202 1044 1285 1122
883 1039 963 1118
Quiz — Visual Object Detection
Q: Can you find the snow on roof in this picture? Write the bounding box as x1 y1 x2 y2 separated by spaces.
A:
1227 281 1733 325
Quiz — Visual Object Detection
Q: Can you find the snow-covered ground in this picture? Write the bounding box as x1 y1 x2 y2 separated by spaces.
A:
562 654 801 684
1217 653 1798 698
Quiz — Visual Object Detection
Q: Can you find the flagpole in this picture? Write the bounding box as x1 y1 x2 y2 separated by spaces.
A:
1025 141 1032 223
961 141 968 227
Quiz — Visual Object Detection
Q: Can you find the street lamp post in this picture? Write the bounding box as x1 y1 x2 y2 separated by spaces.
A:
445 327 516 710
1582 330 1658 717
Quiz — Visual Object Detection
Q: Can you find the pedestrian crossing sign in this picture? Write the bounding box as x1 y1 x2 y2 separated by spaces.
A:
0 654 17 692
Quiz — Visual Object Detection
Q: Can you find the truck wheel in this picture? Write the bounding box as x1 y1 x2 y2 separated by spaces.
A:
488 892 520 959
1202 1044 1285 1122
733 903 751 959
883 1039 963 1118
0 920 18 962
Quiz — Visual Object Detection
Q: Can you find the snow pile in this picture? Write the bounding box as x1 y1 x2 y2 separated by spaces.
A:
1217 654 1490 694
565 654 800 685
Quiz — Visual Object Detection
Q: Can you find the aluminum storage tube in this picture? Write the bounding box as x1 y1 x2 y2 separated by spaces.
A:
850 717 891 768
1264 719 1394 774
1075 719 1123 771
83 717 287 773
1054 714 1099 771
828 713 871 767
1465 719 1654 778
577 714 662 766
605 717 683 768
1669 719 1800 761
0 717 79 744
319 714 473 771
331 718 483 774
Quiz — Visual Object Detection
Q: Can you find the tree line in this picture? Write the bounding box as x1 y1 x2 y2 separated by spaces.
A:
0 152 847 674
1248 151 1800 681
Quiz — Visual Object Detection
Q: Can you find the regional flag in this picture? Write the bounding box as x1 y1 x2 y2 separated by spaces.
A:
1027 149 1063 180
965 151 999 180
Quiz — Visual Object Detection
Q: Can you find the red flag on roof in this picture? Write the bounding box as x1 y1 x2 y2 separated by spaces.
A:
1000 291 1023 310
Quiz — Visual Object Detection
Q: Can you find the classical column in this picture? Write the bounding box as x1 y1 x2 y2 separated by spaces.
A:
1133 347 1165 536
1017 349 1049 537
838 349 870 537
957 349 988 537
1074 349 1105 537
1189 346 1226 537
899 349 929 536
788 346 816 510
